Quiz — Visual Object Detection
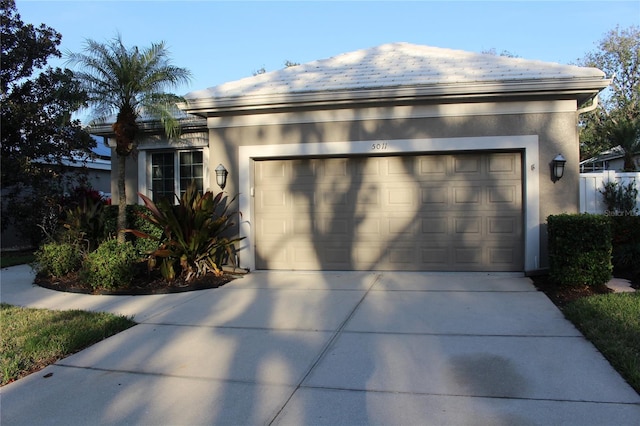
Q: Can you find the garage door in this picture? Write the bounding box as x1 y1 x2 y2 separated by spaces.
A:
254 152 523 271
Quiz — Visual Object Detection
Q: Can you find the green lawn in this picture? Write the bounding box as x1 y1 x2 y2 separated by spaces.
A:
0 303 135 385
563 292 640 394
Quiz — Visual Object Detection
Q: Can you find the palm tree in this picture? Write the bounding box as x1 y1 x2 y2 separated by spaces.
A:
606 117 640 171
67 35 191 242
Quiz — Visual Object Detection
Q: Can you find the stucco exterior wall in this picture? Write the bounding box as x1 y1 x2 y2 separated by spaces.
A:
207 103 580 270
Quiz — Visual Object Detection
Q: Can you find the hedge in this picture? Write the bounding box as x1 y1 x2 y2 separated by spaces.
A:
547 214 612 287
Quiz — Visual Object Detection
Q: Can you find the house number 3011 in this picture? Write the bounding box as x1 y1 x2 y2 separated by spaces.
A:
371 142 388 151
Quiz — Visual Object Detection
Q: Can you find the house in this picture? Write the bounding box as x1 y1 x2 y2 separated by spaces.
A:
96 43 610 274
0 139 112 249
55 136 112 196
580 145 640 172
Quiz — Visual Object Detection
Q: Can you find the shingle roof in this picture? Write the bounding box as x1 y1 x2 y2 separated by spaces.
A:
183 42 609 113
188 43 604 97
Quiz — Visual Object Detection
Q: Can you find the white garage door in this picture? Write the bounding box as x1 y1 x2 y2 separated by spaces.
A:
254 152 523 271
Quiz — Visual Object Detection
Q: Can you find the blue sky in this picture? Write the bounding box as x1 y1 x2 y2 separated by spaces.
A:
15 0 640 99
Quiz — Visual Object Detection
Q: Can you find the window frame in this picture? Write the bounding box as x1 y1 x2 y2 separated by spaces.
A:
140 146 209 203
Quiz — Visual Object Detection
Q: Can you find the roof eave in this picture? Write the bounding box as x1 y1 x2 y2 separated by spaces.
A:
88 115 208 137
180 77 611 117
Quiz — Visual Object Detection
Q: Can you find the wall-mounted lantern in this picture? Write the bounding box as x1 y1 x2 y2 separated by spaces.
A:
552 154 566 181
215 164 228 189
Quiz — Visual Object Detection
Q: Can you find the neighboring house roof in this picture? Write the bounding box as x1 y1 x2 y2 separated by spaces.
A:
32 136 111 171
580 145 640 172
183 42 610 116
91 135 111 159
582 145 626 163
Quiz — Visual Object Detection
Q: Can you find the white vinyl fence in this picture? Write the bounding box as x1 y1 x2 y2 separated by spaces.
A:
579 171 640 214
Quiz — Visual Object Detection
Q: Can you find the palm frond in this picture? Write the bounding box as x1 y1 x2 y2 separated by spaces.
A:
66 34 191 134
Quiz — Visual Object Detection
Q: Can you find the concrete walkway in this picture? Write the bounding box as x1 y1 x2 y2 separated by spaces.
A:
1 265 639 425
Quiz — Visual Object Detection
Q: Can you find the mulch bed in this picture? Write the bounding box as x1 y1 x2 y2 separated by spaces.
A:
530 267 638 308
34 263 237 295
529 274 612 308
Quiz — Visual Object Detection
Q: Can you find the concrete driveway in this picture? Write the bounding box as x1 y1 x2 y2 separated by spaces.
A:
1 265 639 425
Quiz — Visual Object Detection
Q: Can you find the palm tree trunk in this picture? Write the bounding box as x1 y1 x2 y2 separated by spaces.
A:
113 106 138 244
117 153 127 243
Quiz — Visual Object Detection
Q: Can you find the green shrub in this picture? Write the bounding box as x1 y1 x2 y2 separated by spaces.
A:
34 242 82 278
103 204 162 256
129 205 162 256
102 204 118 237
547 214 612 287
80 239 139 290
600 180 639 216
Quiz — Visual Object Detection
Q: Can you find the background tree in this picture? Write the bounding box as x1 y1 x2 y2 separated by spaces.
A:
66 35 192 243
1 0 94 243
577 25 640 166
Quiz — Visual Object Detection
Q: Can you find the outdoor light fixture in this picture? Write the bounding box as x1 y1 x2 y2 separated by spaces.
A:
552 154 566 181
215 164 228 189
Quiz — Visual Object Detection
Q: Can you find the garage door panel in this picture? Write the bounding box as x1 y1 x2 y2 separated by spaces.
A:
292 191 314 207
258 190 287 208
257 161 288 180
454 247 484 265
325 246 351 263
322 158 349 177
354 247 382 266
488 185 519 204
453 156 482 174
324 219 350 236
355 185 381 205
422 217 448 234
291 159 316 179
388 217 418 235
454 217 482 235
254 152 523 271
320 190 348 207
489 154 519 174
490 247 518 265
293 247 317 264
387 156 417 175
385 186 416 206
388 247 418 264
418 157 447 176
260 218 287 236
421 247 450 266
453 186 482 205
293 218 313 234
488 217 518 235
257 243 289 266
356 158 382 175
421 187 448 205
356 217 382 235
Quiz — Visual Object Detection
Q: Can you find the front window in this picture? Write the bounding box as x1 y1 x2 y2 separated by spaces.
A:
179 151 204 195
151 150 204 202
